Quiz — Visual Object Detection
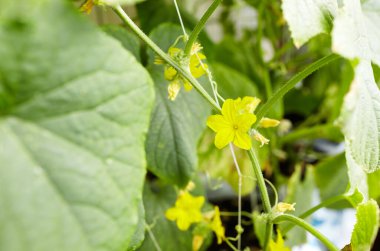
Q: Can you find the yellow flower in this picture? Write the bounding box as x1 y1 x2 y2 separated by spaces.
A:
209 206 225 244
165 192 205 231
269 230 291 251
156 44 207 101
207 99 256 150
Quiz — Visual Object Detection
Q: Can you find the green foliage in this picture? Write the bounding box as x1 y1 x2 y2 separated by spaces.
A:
0 1 154 251
350 200 380 251
313 153 350 208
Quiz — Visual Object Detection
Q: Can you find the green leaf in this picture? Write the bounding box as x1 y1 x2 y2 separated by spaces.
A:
282 166 315 246
0 1 154 251
102 25 141 62
281 0 337 47
138 182 193 251
368 169 380 201
313 153 350 208
339 61 380 174
128 203 146 251
345 148 369 200
145 24 211 187
332 0 380 66
350 200 380 251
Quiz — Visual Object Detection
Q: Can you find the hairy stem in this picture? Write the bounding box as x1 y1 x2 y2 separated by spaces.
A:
247 149 272 213
253 54 340 128
184 0 222 55
274 214 339 251
282 194 348 234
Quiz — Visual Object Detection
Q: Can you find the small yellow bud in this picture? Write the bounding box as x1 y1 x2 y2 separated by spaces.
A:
253 131 269 147
259 118 281 128
183 80 193 91
80 0 94 14
192 235 204 251
168 80 181 101
164 66 177 81
275 202 296 213
185 181 196 191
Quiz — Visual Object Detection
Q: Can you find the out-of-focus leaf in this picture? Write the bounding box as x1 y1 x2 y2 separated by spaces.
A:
313 153 350 208
128 203 146 250
210 62 258 99
332 0 380 67
102 24 140 61
281 0 337 47
145 24 210 187
282 166 315 246
0 0 154 251
350 200 379 251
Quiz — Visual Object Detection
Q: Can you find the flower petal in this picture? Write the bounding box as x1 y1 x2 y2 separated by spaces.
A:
165 207 179 221
221 99 237 123
233 130 252 150
164 66 177 81
176 215 191 231
215 129 234 149
168 79 181 101
207 115 231 132
236 113 256 132
183 79 193 91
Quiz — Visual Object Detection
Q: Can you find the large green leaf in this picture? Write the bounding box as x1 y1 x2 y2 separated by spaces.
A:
281 0 337 47
332 0 380 67
0 1 154 251
102 25 141 62
145 24 210 187
350 200 379 251
339 61 380 174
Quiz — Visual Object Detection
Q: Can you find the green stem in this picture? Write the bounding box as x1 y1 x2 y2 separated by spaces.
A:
112 5 221 111
282 194 348 234
263 222 273 251
273 214 339 251
184 0 222 56
253 54 340 128
247 149 271 213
